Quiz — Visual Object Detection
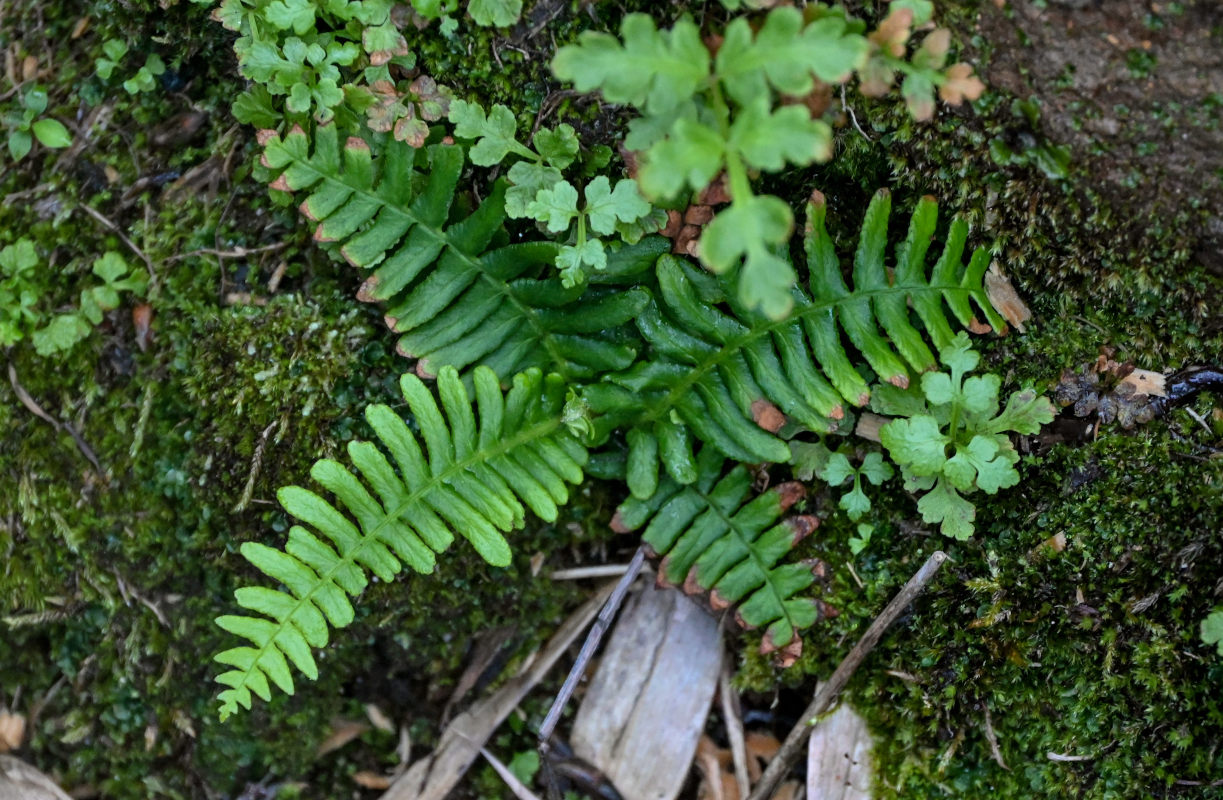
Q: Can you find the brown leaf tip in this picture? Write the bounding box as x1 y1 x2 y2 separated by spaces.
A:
415 359 435 379
751 398 786 433
682 568 704 596
288 123 306 139
709 589 730 612
888 373 910 389
774 481 806 512
346 136 370 152
357 278 379 304
609 510 631 534
787 514 819 544
255 129 278 146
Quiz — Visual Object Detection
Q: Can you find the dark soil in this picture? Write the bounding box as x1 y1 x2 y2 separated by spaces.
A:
980 0 1223 274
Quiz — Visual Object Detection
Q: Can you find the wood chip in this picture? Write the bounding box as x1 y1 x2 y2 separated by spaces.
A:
0 755 72 800
807 702 873 800
316 719 368 758
571 587 722 800
0 712 24 753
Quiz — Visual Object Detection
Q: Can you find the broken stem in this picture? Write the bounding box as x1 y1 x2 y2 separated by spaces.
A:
747 550 949 800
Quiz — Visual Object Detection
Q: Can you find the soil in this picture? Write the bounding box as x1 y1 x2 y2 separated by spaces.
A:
980 0 1223 274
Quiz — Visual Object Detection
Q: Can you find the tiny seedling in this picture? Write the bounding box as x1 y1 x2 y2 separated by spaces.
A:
3 87 72 162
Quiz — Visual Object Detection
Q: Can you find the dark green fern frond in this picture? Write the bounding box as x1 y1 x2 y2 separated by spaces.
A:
260 123 667 381
612 446 823 654
585 189 1006 498
213 365 587 719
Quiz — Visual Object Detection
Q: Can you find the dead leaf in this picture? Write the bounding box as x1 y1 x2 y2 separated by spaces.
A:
940 63 986 105
22 55 38 82
869 8 912 58
854 412 887 444
365 704 395 734
132 304 153 352
1117 368 1167 398
984 261 1030 333
0 710 25 753
316 719 369 757
71 17 91 39
352 770 392 790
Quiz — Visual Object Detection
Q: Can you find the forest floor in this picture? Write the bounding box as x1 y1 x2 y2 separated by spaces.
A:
0 1 1220 799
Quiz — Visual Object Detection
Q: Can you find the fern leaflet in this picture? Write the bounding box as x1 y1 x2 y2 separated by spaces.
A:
260 123 666 381
585 189 1007 499
612 446 823 653
214 365 587 719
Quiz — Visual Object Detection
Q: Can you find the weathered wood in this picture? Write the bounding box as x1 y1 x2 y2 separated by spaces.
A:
807 702 873 800
0 756 71 800
571 586 722 800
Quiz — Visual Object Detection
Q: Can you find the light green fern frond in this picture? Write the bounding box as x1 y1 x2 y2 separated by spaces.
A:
613 446 823 653
585 189 1007 498
260 123 666 381
213 365 587 719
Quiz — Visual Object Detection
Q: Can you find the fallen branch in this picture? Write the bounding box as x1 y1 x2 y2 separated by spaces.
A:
747 550 949 800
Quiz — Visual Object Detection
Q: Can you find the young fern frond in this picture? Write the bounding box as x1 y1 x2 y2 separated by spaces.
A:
260 123 666 381
612 447 823 652
586 189 1007 499
213 365 588 719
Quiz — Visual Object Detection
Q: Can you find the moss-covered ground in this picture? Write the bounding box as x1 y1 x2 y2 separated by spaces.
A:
0 1 1219 798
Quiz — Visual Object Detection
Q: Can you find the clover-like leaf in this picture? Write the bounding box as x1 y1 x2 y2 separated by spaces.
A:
525 181 580 233
585 177 651 236
880 415 948 476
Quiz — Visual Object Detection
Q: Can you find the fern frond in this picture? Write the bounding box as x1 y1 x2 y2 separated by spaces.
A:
213 365 587 719
587 189 1006 498
613 446 823 652
260 123 667 381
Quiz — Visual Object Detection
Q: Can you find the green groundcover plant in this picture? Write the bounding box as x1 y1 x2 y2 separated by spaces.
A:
201 0 1035 719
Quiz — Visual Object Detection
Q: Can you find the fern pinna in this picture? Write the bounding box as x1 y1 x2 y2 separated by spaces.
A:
584 189 1007 501
260 123 666 381
613 446 825 657
214 366 587 719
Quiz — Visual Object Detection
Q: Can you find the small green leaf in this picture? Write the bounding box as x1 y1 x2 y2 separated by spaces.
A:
449 100 527 166
91 251 130 283
32 314 92 356
525 180 580 233
468 0 522 27
533 124 579 168
23 88 48 115
265 0 316 35
637 118 725 200
818 452 855 486
7 129 32 161
839 479 871 521
880 415 947 476
585 178 651 236
916 477 975 540
505 162 563 218
729 99 832 171
31 118 71 149
790 440 832 482
858 452 894 485
1202 609 1223 656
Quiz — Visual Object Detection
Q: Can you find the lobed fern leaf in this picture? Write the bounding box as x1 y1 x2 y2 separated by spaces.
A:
213 365 587 719
612 446 823 653
585 189 1007 498
260 123 667 382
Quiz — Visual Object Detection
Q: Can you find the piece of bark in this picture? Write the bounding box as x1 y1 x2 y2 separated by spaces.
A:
571 587 722 800
0 756 72 800
381 581 615 800
806 702 874 800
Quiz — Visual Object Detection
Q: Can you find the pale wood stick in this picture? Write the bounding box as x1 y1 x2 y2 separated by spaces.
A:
747 550 949 800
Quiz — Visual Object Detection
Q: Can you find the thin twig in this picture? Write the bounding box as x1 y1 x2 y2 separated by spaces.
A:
550 564 632 581
8 362 103 474
481 747 545 800
538 547 646 799
747 551 949 800
719 658 750 800
841 84 872 142
164 241 290 263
